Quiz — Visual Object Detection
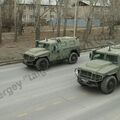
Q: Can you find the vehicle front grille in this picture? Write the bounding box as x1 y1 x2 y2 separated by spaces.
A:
80 70 102 81
24 54 35 61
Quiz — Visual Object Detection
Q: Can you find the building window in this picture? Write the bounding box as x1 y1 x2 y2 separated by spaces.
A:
44 6 47 11
24 6 26 10
30 15 34 19
29 6 33 10
23 15 26 19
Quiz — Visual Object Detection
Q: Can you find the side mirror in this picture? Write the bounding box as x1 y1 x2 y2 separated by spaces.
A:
89 50 96 60
89 52 92 59
89 52 92 60
35 40 39 47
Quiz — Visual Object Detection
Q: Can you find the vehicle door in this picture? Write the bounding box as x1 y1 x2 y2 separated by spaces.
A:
50 43 61 61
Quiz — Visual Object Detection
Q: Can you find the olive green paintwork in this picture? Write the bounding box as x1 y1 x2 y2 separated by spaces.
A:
80 60 119 76
25 48 50 58
23 36 80 65
77 45 120 83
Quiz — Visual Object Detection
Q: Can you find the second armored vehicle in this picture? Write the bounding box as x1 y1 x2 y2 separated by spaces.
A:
23 37 80 70
75 45 120 94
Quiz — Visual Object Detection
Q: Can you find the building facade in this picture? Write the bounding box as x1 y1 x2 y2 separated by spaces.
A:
20 4 57 25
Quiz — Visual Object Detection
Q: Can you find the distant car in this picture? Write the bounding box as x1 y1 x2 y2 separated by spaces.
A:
23 37 80 70
75 45 120 94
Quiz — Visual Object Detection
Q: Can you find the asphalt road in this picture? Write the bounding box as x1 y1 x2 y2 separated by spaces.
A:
0 52 120 120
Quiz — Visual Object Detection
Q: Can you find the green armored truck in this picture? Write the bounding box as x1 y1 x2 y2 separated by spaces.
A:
75 45 120 94
23 37 80 70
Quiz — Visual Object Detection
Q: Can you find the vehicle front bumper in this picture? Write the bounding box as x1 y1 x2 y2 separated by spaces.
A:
23 59 34 65
77 77 99 87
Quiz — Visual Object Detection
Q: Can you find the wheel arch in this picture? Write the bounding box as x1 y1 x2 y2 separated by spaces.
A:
34 56 50 64
70 49 80 56
103 74 118 85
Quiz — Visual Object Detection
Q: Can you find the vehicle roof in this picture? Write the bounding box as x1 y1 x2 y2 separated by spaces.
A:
39 36 77 44
97 45 120 56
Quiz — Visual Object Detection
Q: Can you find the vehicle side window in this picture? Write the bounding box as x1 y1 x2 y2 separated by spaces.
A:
53 44 59 52
106 55 118 63
53 45 56 51
93 53 104 60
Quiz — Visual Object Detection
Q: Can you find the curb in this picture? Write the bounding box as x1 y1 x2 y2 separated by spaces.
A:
0 59 23 66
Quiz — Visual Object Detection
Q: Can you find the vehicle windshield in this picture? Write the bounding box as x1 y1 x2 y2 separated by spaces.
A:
38 43 50 49
93 52 104 60
93 52 118 64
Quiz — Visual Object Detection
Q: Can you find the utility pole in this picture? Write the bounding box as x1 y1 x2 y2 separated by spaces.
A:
73 0 77 37
0 2 2 44
14 0 17 42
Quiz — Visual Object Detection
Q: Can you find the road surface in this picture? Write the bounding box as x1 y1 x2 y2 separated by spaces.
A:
0 52 120 120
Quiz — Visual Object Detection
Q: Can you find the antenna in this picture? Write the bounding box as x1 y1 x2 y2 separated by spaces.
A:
106 41 114 51
45 38 48 42
108 45 111 51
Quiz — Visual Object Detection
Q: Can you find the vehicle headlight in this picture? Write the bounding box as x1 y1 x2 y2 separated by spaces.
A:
74 68 79 76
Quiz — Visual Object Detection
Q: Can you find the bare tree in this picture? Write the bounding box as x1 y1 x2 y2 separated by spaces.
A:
83 0 98 48
14 0 17 42
75 0 79 35
2 0 14 32
108 0 120 38
0 3 2 44
35 0 41 40
56 0 62 37
17 0 24 35
63 0 69 36
49 0 52 23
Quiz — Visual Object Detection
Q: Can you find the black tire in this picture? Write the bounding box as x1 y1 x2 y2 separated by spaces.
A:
69 52 78 64
100 76 117 94
35 58 49 71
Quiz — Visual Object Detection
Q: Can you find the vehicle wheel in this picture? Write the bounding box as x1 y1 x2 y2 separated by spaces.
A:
35 58 49 71
69 52 78 64
100 76 117 94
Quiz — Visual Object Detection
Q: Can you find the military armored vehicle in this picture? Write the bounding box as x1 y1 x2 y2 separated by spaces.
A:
23 37 80 70
75 45 120 94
